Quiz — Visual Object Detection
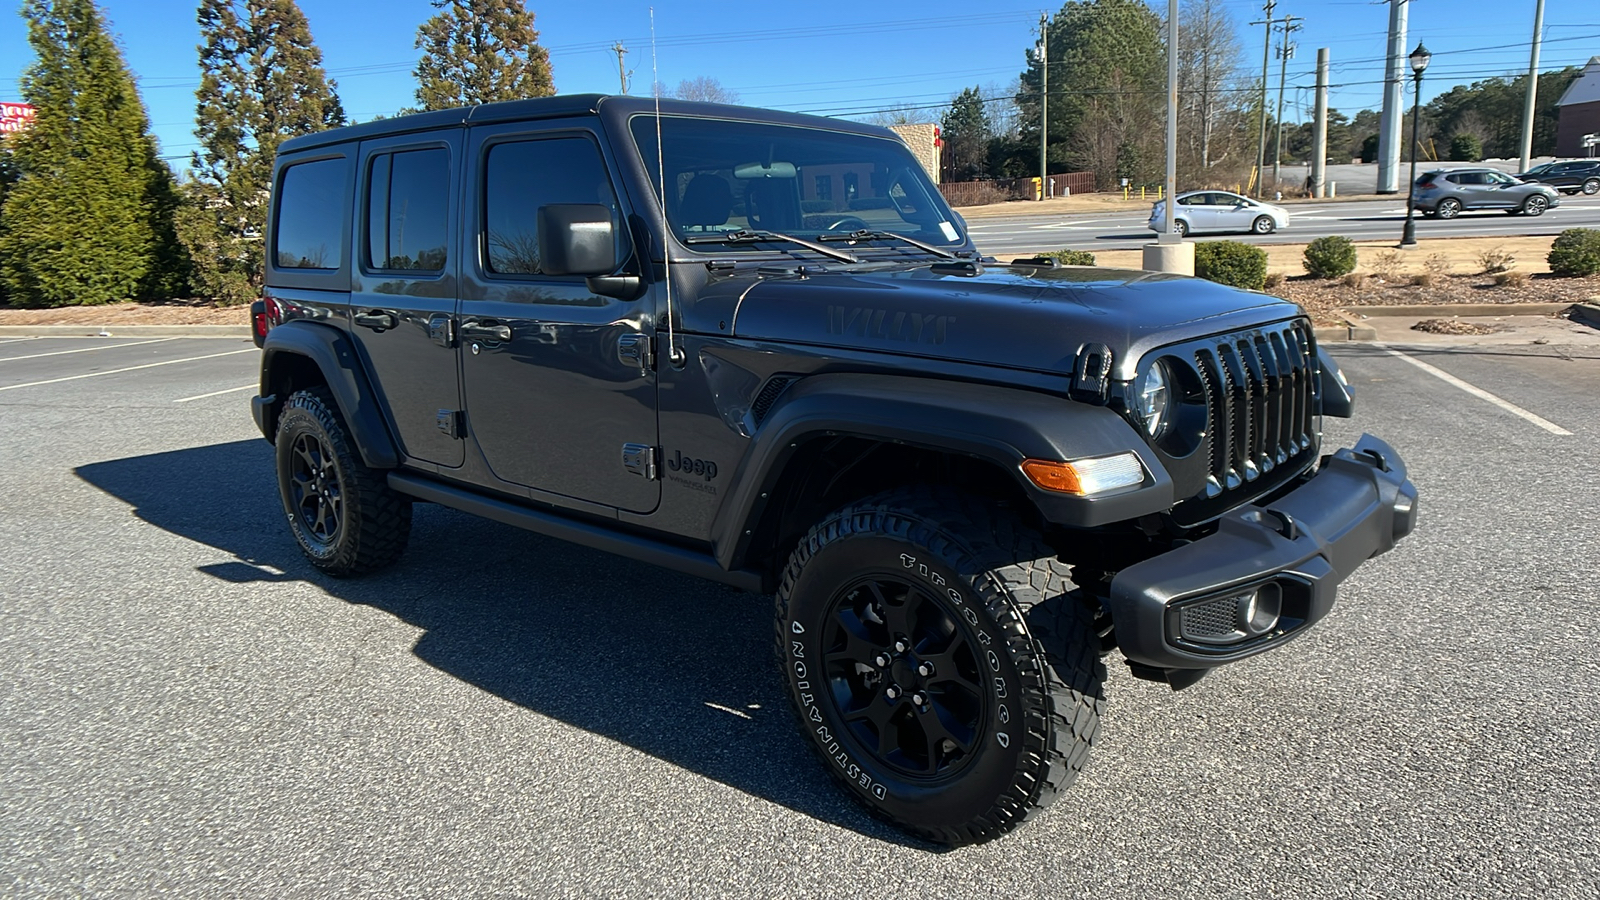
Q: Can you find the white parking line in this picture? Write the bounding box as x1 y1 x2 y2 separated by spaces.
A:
174 384 257 403
0 337 177 362
0 348 256 393
1377 344 1573 436
0 338 38 346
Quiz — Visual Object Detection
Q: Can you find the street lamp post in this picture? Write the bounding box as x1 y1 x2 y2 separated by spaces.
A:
1400 42 1431 248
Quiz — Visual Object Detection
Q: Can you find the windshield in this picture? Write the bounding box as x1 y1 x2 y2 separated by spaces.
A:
629 115 965 254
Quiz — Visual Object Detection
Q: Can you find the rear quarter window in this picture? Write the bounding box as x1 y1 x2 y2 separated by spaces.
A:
275 158 347 270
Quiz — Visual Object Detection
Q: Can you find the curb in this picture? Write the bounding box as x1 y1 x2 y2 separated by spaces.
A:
1335 302 1573 318
0 324 250 337
1314 325 1377 342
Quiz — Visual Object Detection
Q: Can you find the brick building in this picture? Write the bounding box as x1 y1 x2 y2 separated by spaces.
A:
1556 56 1600 158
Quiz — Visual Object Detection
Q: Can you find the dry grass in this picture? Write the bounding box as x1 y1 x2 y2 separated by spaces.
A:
1493 270 1530 288
0 301 248 326
1412 318 1500 335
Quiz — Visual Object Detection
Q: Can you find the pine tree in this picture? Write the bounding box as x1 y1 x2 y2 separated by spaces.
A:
189 0 344 302
413 0 555 111
0 0 186 306
941 87 992 182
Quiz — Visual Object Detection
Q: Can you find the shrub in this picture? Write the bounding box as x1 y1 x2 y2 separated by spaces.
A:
1448 134 1482 162
1493 270 1530 288
1477 247 1516 274
1341 272 1370 290
1547 228 1600 277
1304 235 1357 279
1264 272 1286 290
1410 272 1435 287
1193 240 1267 290
1040 248 1096 266
1423 253 1452 276
1370 250 1404 282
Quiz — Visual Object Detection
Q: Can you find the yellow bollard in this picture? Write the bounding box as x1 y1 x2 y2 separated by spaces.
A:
1140 186 1146 200
1159 186 1164 200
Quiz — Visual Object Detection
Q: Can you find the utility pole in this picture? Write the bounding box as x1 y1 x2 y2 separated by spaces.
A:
1251 0 1277 198
1519 0 1546 172
1039 11 1049 200
612 41 630 94
1376 0 1409 193
1272 22 1301 192
1312 47 1329 197
1164 0 1177 237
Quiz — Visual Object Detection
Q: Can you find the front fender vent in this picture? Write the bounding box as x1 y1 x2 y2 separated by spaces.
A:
750 375 798 425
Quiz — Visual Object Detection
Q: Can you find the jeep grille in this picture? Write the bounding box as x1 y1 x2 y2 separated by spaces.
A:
1159 320 1319 526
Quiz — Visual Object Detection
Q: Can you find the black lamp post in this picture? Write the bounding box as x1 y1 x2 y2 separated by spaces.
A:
1400 41 1431 248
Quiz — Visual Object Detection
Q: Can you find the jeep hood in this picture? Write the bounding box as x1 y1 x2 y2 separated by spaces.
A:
724 264 1302 380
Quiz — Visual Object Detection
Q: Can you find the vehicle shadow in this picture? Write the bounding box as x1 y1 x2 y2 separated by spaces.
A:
75 440 934 849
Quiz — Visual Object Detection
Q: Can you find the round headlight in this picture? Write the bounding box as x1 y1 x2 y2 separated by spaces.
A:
1137 360 1171 438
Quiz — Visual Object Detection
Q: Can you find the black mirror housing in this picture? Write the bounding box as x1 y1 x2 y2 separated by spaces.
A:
537 204 618 276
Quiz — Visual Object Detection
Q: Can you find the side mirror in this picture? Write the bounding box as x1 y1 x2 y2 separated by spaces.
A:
537 204 619 277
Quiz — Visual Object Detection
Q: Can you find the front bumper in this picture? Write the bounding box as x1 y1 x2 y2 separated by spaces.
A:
1108 434 1417 674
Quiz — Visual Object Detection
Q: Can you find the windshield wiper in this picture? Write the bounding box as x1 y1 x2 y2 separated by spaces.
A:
816 229 957 259
683 229 859 263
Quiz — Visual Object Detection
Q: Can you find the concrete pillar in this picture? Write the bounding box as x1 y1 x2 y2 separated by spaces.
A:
1312 48 1329 198
1143 241 1195 276
1376 0 1408 193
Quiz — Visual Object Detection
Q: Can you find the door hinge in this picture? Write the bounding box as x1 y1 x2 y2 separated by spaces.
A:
436 409 465 439
428 314 455 348
617 333 653 376
621 443 658 479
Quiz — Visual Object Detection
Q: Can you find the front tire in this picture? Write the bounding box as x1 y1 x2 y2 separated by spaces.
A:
275 387 412 576
1582 178 1599 196
774 489 1105 845
1252 215 1276 234
1520 195 1548 216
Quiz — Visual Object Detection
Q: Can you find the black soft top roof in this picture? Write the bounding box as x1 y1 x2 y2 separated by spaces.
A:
276 94 896 155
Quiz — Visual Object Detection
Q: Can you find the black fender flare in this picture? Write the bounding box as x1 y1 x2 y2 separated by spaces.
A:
711 373 1175 571
255 321 401 469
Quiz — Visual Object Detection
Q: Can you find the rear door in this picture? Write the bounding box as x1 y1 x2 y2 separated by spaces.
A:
347 131 464 468
456 121 659 514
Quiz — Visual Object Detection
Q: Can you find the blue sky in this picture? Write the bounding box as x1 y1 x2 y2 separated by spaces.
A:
2 0 1596 167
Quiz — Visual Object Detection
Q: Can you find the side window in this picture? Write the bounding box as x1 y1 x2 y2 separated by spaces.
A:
483 136 619 276
366 148 449 271
275 158 346 270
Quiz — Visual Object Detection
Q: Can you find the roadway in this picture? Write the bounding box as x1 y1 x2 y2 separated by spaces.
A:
965 194 1600 257
2 334 1598 897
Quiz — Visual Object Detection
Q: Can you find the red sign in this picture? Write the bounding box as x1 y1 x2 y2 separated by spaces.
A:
1 103 37 134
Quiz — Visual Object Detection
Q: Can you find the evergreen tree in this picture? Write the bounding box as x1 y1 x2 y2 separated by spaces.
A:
0 0 186 306
413 0 555 111
1018 0 1165 190
189 0 344 302
941 87 992 182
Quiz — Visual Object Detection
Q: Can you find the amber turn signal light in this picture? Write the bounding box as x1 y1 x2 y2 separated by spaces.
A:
1021 459 1082 494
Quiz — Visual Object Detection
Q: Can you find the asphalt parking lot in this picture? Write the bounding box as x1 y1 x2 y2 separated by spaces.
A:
2 334 1598 898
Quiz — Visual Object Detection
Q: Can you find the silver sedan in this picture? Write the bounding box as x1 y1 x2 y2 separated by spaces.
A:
1148 191 1290 237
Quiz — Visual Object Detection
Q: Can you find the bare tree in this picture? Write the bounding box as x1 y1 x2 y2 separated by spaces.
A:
1177 0 1245 178
671 76 739 104
860 104 927 127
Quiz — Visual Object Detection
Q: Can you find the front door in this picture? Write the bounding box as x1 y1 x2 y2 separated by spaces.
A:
457 123 659 514
348 132 463 467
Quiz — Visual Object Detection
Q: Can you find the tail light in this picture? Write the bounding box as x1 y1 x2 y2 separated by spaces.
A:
251 295 281 348
1417 180 1435 190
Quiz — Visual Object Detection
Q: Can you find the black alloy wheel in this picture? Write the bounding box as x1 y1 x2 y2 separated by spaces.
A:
821 576 989 780
288 431 342 544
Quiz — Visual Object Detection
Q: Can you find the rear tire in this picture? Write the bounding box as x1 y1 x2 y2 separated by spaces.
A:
774 488 1105 845
1173 219 1189 237
1520 195 1547 217
275 387 411 576
1436 198 1461 219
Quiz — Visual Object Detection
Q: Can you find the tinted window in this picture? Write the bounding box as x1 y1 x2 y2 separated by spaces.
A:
367 148 449 271
275 158 345 269
484 137 619 276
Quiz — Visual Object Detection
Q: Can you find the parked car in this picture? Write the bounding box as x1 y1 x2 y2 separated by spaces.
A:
1147 190 1289 237
1412 167 1562 218
250 94 1416 846
1513 159 1600 195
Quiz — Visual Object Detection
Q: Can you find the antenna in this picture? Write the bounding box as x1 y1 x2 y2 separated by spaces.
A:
649 8 683 366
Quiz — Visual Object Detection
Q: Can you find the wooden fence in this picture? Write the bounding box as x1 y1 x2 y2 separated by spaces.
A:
938 173 1097 207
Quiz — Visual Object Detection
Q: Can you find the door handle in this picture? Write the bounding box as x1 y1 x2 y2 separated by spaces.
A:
353 310 397 330
460 320 512 342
